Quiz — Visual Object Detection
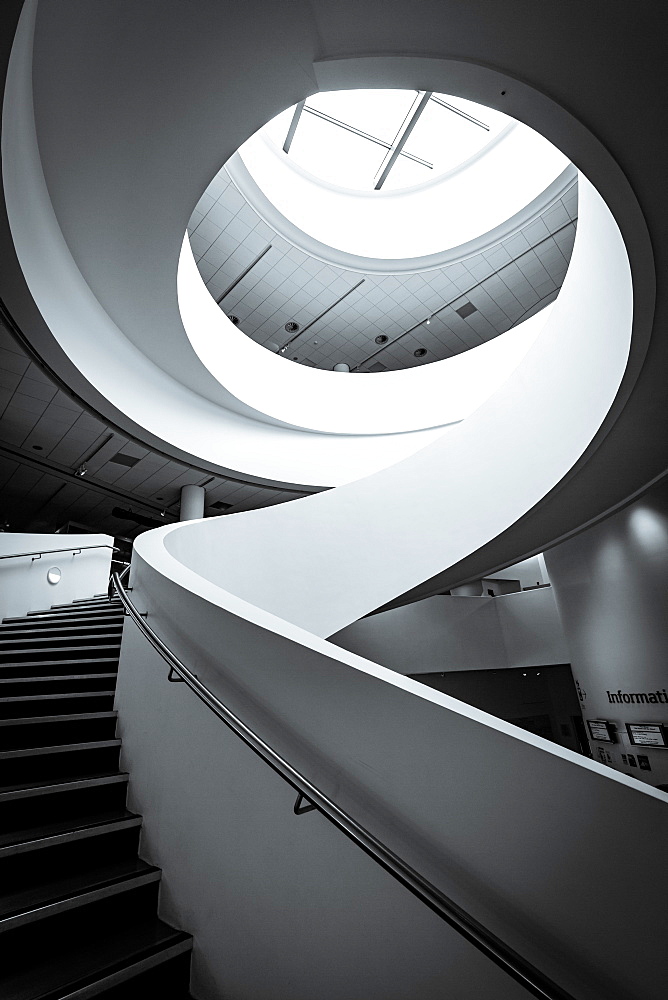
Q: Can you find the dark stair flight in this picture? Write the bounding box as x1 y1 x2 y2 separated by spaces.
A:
0 594 193 999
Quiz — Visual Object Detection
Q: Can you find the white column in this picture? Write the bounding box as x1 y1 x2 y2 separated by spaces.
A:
180 485 206 521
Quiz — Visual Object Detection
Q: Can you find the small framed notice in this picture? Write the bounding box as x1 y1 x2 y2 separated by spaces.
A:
626 723 668 748
587 719 615 743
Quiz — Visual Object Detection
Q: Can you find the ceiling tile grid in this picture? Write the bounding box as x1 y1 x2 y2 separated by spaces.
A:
0 317 311 537
188 165 577 371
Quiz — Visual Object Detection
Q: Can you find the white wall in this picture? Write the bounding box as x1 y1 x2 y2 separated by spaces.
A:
0 532 113 619
330 588 569 675
116 548 668 1000
161 175 633 638
483 554 550 589
546 481 668 787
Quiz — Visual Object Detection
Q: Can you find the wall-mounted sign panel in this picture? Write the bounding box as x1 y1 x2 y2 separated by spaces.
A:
587 719 616 743
626 723 668 748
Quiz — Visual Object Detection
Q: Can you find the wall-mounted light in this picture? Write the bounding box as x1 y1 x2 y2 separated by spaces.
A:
47 566 62 585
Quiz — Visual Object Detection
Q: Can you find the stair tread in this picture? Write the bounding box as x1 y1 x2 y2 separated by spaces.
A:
0 711 117 728
0 771 128 798
0 643 120 653
0 858 160 924
0 660 119 672
0 740 122 760
0 622 123 642
0 918 190 1000
0 636 122 645
0 675 117 684
0 808 141 852
0 691 115 702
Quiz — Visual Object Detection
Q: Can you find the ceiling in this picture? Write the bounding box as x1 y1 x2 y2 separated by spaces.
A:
189 164 577 372
0 316 312 538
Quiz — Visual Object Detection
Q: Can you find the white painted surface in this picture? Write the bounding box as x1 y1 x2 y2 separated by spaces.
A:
162 176 633 638
331 589 569 674
546 481 668 786
179 485 205 522
116 549 668 1000
180 235 548 436
240 110 568 259
0 532 113 618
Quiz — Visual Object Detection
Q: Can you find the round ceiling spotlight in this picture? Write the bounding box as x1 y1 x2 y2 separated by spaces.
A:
414 348 427 358
333 363 351 373
374 334 389 345
285 321 300 333
228 315 240 325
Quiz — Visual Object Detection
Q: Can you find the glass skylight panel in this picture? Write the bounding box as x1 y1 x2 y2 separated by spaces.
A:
264 89 513 193
402 96 507 180
305 89 418 145
288 112 386 189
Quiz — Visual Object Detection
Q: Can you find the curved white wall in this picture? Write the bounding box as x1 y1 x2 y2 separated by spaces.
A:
159 175 632 638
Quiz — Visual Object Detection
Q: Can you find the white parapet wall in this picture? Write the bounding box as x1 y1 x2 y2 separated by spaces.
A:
116 547 667 1000
0 532 114 619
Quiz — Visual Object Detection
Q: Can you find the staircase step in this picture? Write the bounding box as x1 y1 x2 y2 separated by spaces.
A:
0 692 116 719
0 623 123 636
0 646 121 665
0 921 191 1000
0 809 141 857
0 772 128 802
0 741 122 786
20 608 123 621
0 662 119 680
0 612 124 635
0 857 161 931
0 677 118 700
0 713 118 751
0 626 122 652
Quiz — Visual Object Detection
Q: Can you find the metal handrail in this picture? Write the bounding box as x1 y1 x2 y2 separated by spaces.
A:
1 543 118 562
112 570 576 1000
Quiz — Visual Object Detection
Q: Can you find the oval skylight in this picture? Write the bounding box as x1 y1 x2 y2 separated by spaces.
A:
237 90 569 260
263 89 510 193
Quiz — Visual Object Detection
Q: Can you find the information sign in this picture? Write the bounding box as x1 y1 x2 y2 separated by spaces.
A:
626 723 668 748
586 719 615 743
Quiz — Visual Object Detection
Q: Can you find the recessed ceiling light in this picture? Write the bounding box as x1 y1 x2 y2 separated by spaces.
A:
210 500 233 511
455 301 477 319
414 348 427 357
285 321 300 333
374 334 388 344
228 315 240 325
32 445 43 451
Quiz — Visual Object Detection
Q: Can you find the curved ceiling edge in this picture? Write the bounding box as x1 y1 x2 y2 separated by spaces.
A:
227 153 577 276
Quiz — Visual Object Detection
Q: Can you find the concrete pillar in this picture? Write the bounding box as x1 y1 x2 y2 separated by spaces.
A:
545 480 668 787
180 485 206 521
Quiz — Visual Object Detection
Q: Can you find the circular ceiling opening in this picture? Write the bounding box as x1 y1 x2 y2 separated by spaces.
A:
262 89 511 193
186 87 577 379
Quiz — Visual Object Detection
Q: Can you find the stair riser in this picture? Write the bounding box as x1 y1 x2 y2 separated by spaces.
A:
0 780 128 835
0 677 117 699
14 610 124 624
0 717 118 751
0 826 142 893
0 662 119 680
0 694 116 719
0 882 161 957
91 950 192 1000
0 647 120 665
0 746 121 787
0 636 122 652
